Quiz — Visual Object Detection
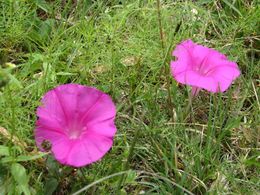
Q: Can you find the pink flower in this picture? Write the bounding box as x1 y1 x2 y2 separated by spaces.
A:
35 84 117 167
170 39 240 95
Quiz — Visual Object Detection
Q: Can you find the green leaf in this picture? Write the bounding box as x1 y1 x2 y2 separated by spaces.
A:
16 152 48 162
0 152 48 163
11 163 30 195
44 178 59 195
46 156 60 176
244 155 260 168
124 170 137 184
0 145 10 156
0 164 8 186
11 163 28 186
222 0 242 17
17 185 31 195
56 72 77 76
0 156 14 163
8 74 23 88
0 69 10 88
35 0 51 13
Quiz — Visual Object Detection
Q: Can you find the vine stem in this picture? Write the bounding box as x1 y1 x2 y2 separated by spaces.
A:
156 0 165 49
184 91 193 121
156 0 174 121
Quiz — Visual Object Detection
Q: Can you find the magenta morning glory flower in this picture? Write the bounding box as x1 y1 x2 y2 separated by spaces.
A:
35 84 117 167
170 39 240 96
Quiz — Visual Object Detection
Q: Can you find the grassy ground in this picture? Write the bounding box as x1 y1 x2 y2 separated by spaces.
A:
0 0 259 194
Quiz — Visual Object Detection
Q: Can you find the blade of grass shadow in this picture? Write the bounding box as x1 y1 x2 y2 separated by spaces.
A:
72 170 131 195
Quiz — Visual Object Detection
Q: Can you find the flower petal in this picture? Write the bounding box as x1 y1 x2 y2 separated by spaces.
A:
211 63 240 92
175 70 219 93
35 126 67 151
87 120 117 137
51 138 73 164
81 93 116 125
37 91 68 131
65 134 113 167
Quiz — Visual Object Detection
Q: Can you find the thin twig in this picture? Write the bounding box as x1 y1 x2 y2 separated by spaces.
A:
251 80 260 111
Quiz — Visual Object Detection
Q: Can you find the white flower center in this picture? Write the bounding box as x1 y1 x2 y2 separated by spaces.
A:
68 126 87 140
69 131 81 139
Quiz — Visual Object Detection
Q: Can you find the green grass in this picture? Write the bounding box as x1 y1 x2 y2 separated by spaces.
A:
0 0 259 194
